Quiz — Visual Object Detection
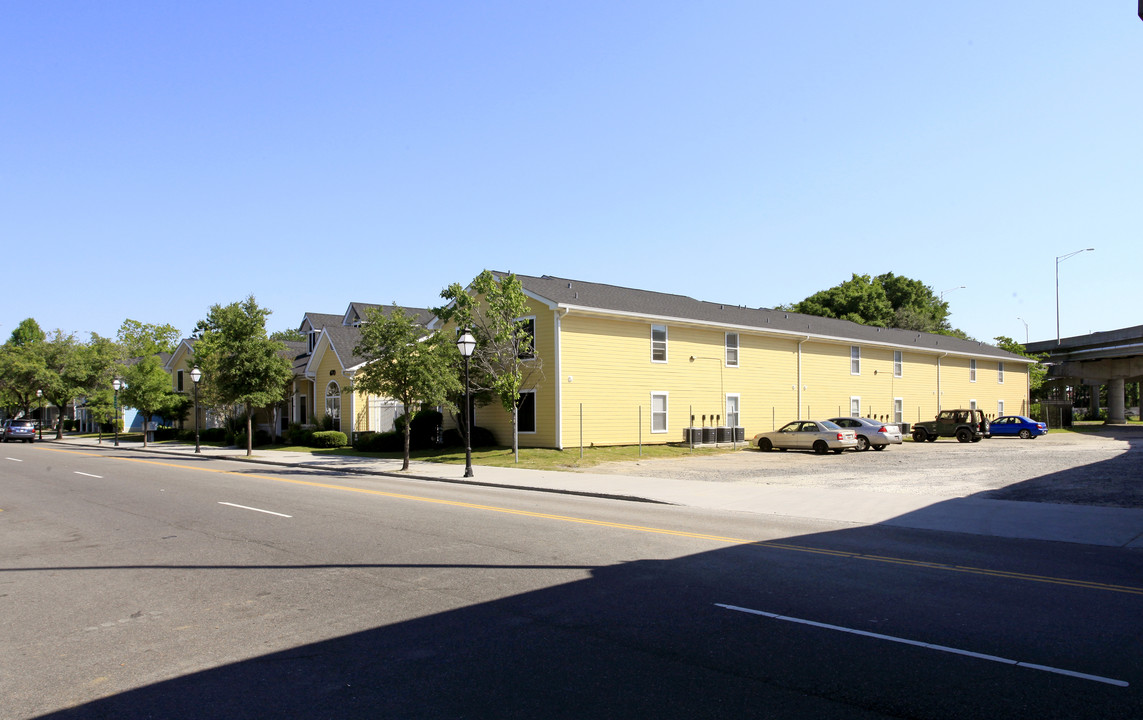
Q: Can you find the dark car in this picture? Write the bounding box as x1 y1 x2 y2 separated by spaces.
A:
989 415 1047 439
2 419 37 443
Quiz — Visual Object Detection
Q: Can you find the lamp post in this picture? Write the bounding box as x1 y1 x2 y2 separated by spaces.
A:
939 285 965 302
191 366 202 453
456 330 476 478
112 379 121 447
1056 248 1094 345
36 389 43 440
1017 317 1029 344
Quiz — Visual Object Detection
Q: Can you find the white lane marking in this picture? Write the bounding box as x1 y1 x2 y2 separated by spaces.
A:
218 502 292 518
6 458 22 462
715 603 1128 688
74 471 103 478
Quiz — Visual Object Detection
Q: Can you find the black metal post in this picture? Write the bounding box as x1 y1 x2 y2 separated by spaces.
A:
113 388 119 447
463 352 473 478
193 382 201 453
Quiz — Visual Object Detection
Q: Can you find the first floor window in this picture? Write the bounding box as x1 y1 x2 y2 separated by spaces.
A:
998 400 1005 415
651 393 668 433
893 398 903 424
516 390 536 433
969 399 978 411
726 395 740 427
177 370 184 392
326 382 341 431
299 395 307 425
850 397 861 417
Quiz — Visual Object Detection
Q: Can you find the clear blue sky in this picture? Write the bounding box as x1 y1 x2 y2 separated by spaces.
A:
3 2 1140 347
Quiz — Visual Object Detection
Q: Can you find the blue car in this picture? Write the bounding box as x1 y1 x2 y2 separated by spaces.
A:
989 415 1047 439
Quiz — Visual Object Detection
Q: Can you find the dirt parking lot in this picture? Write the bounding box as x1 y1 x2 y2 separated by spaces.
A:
588 426 1143 509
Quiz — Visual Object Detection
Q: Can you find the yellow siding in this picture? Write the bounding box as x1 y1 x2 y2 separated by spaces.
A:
313 344 351 433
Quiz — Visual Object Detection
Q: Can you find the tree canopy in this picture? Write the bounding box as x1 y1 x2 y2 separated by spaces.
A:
193 297 293 455
780 273 969 339
353 305 461 470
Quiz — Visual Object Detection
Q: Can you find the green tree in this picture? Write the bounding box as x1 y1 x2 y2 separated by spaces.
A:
270 328 305 342
781 273 970 338
193 297 293 456
434 271 543 463
0 339 51 418
120 354 180 447
8 318 46 347
117 319 180 357
353 305 461 470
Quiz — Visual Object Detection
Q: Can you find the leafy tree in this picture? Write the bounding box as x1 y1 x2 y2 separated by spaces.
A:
120 354 180 447
781 273 970 338
8 318 46 347
117 319 180 357
193 297 293 456
39 330 85 438
270 328 305 342
0 340 51 418
993 336 1049 395
434 271 543 463
353 305 461 470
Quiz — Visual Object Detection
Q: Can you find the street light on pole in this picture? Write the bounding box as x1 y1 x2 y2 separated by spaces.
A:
939 285 965 301
190 366 202 454
112 378 121 447
1017 317 1029 344
456 330 477 478
1056 248 1094 345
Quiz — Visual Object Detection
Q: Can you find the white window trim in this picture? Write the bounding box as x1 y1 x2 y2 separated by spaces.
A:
850 396 861 417
325 381 342 431
725 393 741 427
970 359 977 383
998 399 1005 416
893 350 903 378
516 389 537 434
651 324 668 364
650 391 669 433
969 399 978 411
998 361 1005 384
893 397 904 424
850 346 861 375
725 332 739 368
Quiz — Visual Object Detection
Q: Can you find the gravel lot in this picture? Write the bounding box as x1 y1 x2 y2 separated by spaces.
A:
588 426 1143 509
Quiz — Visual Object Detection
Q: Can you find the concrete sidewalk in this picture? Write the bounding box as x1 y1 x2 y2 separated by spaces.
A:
48 436 1143 549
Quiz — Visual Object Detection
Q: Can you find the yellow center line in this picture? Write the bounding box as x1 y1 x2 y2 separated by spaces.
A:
39 446 1143 596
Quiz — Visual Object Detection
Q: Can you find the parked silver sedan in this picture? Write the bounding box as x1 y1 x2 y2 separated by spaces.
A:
754 420 858 455
826 417 903 451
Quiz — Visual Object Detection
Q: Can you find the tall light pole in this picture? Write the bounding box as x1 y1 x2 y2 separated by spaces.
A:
191 366 202 454
1056 248 1094 344
36 389 43 440
112 378 121 447
939 285 965 301
1017 317 1029 344
456 330 476 478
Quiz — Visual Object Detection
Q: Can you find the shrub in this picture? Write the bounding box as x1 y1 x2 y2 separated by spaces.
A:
153 427 177 441
356 430 403 452
200 427 228 442
442 426 496 448
310 430 347 448
176 429 197 442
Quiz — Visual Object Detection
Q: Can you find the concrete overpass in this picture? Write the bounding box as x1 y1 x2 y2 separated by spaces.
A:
1027 325 1143 424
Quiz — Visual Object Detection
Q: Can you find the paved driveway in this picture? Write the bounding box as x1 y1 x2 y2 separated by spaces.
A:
587 427 1143 509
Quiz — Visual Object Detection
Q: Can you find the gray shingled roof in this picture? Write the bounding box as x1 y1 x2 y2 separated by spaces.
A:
505 273 1027 362
347 303 434 327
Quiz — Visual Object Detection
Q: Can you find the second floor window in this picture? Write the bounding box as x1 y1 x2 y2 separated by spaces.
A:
850 346 861 375
515 317 536 359
998 362 1005 384
970 359 977 383
725 333 739 367
651 325 667 363
893 350 903 378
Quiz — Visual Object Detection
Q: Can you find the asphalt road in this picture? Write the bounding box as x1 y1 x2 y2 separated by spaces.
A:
3 442 1143 719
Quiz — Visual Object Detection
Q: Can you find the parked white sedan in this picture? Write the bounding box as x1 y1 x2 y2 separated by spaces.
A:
825 417 903 451
754 420 858 455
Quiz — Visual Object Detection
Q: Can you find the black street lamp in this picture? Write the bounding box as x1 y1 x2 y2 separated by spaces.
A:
456 330 476 478
112 378 121 447
36 389 43 440
191 366 202 453
1055 247 1094 345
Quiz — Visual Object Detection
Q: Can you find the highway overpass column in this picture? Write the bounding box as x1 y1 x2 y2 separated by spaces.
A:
1108 377 1127 424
